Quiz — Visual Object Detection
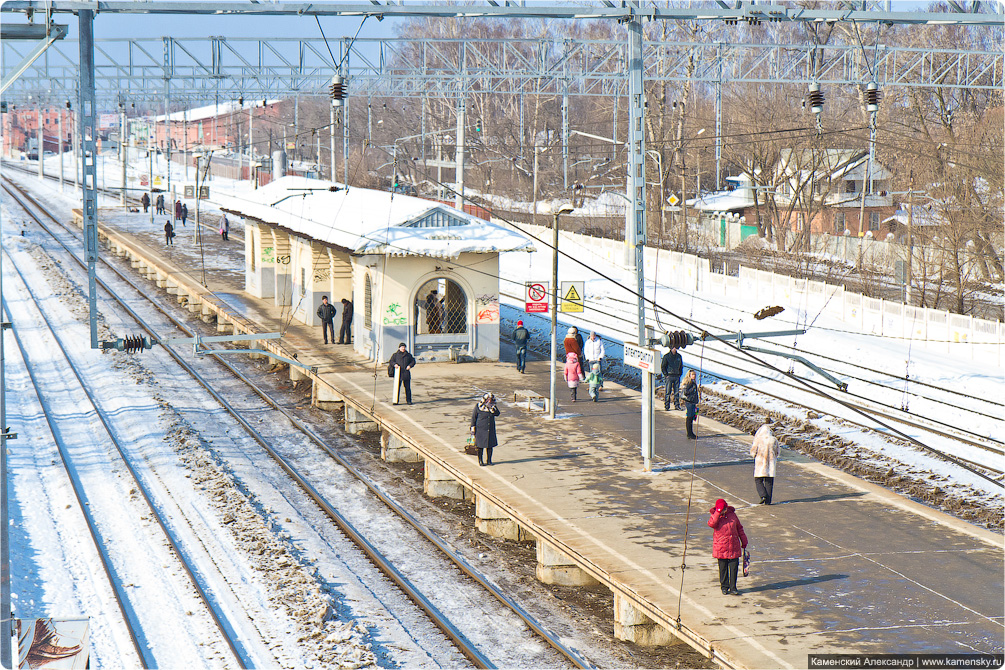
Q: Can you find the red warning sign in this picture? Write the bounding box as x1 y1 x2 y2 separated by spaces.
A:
525 281 549 313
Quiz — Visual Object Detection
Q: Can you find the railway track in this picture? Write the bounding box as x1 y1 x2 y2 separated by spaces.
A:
1 157 244 243
498 285 1004 477
2 259 252 669
4 172 595 667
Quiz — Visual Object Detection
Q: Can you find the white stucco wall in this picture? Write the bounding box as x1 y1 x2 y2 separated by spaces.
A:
352 252 500 363
244 221 275 299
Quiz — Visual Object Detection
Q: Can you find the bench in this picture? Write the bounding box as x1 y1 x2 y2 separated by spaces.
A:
513 389 548 412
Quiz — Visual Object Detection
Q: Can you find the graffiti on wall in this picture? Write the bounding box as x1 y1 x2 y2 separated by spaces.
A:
261 246 275 264
313 268 331 283
383 302 407 325
475 294 499 324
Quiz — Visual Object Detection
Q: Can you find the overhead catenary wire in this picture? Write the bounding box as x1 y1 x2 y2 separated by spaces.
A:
381 145 1004 489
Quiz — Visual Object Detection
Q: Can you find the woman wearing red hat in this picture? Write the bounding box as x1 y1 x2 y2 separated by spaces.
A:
708 498 748 595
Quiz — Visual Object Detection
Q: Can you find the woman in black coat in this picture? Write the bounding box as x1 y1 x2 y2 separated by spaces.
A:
470 392 500 466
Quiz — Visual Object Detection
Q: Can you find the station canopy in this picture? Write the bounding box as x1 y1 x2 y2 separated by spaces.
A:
218 176 535 259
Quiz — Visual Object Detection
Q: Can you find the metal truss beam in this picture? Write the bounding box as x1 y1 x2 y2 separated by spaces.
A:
2 36 1001 106
0 1 1002 25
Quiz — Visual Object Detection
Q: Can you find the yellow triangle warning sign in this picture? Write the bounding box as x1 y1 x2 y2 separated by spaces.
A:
563 284 581 301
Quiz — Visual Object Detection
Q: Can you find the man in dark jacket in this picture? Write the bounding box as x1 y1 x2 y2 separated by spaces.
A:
141 192 150 213
316 296 337 344
180 203 188 226
163 219 174 245
661 347 684 410
388 343 416 405
513 320 530 373
338 298 353 344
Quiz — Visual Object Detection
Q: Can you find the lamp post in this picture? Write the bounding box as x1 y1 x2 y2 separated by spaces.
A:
550 203 575 420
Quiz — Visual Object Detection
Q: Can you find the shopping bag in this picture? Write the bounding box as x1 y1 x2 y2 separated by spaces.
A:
742 548 750 577
464 435 479 456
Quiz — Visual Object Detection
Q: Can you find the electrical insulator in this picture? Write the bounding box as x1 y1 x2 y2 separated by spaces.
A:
806 83 825 115
659 330 694 349
100 335 152 353
864 82 882 113
238 96 243 106
330 75 345 107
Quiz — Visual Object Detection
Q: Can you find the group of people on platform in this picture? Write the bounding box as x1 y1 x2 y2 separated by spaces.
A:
316 296 354 345
320 305 780 597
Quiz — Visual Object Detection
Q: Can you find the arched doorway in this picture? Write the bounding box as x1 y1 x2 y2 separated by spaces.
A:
414 277 469 354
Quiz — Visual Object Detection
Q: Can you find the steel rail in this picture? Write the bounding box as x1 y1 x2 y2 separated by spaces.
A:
0 158 246 245
498 285 1004 465
3 175 593 669
0 298 152 669
0 266 251 668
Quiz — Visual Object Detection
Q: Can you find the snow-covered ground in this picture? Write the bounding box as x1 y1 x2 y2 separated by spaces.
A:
3 156 715 668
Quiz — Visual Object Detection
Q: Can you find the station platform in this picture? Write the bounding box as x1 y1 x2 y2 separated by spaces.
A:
82 209 1004 669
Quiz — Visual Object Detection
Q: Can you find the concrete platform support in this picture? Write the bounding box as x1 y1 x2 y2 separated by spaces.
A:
344 405 378 435
216 318 234 334
247 341 269 361
423 460 468 500
312 382 344 411
536 541 601 587
186 298 202 314
613 593 679 646
380 431 421 462
476 496 531 541
166 280 180 295
289 365 308 382
200 303 216 324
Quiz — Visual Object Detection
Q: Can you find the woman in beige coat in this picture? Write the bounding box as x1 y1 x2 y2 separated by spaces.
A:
750 417 780 504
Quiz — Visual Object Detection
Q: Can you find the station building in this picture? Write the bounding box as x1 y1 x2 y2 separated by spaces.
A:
217 176 534 363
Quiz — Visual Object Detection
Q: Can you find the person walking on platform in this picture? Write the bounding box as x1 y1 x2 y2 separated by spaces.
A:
513 320 530 373
180 202 188 227
661 346 684 410
586 362 604 402
470 392 500 466
220 213 230 241
157 194 166 215
388 342 416 405
174 199 182 221
316 296 337 344
708 498 748 595
141 192 150 213
584 331 605 373
563 327 583 360
163 219 174 245
338 298 353 344
572 326 585 355
564 351 585 402
682 369 699 439
751 417 780 505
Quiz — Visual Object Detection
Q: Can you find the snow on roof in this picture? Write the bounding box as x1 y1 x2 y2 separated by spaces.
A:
688 187 756 212
216 176 535 258
153 99 282 124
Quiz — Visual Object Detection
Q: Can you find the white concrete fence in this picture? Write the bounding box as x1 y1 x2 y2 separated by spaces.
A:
518 224 1004 366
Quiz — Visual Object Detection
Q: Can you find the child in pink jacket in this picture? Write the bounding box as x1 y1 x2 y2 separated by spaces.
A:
564 352 585 402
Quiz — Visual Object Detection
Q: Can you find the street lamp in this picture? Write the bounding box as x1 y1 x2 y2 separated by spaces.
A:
550 203 575 420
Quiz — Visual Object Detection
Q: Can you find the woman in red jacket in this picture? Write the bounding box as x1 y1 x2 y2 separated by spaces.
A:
708 498 748 595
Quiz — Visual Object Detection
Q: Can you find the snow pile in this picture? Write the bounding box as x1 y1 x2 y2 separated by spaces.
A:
164 417 377 669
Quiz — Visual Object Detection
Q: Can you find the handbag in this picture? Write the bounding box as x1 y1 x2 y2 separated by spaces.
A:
735 523 750 576
464 434 479 456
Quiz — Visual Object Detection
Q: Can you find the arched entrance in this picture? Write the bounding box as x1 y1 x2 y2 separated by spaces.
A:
414 277 469 354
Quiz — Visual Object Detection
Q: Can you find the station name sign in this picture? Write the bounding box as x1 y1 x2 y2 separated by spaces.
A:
623 343 658 372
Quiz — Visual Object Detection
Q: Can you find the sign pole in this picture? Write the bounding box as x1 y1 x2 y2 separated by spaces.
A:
549 212 559 420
